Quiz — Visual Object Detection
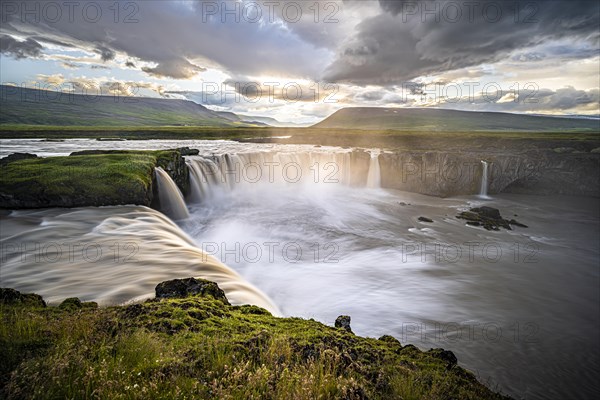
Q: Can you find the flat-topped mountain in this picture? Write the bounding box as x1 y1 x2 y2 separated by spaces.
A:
312 107 600 132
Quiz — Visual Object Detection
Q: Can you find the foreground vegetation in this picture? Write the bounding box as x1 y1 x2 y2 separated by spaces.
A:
0 285 511 400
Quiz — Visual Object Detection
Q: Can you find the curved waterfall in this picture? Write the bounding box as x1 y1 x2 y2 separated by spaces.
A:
0 206 279 314
185 151 381 202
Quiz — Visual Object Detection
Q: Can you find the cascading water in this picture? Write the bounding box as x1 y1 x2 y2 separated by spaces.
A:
0 206 279 314
155 167 190 220
185 150 377 201
366 152 381 188
479 160 490 198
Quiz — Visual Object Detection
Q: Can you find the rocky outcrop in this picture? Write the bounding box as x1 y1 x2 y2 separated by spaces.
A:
335 315 353 333
155 277 229 304
0 287 46 307
0 150 189 209
456 206 527 231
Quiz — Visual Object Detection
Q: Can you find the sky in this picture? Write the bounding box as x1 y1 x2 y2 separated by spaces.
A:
1 0 599 124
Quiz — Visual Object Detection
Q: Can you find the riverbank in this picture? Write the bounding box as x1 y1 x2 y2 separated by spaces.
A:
0 283 511 399
0 150 188 209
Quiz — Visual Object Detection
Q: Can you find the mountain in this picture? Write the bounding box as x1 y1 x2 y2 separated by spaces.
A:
235 115 309 127
312 107 600 132
0 86 263 127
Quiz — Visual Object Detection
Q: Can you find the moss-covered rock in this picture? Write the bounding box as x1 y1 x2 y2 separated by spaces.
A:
155 277 229 304
0 288 46 308
0 150 189 209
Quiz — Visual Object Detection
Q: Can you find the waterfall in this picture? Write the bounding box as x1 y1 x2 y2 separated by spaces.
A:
185 150 383 200
479 160 490 198
0 206 279 314
155 167 190 220
366 152 381 188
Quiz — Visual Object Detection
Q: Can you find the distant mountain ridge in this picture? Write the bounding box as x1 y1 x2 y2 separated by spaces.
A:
0 85 272 127
312 107 600 132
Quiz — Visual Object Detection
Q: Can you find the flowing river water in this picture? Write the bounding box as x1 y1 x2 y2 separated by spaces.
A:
0 139 598 399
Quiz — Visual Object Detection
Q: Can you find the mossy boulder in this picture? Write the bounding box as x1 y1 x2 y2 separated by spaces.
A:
0 288 46 308
155 277 229 304
335 315 353 333
58 297 83 311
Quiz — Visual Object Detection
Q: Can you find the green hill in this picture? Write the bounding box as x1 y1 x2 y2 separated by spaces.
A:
312 107 599 132
0 85 250 127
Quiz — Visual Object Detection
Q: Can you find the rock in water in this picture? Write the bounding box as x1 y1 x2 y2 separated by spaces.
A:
457 206 527 231
418 216 433 223
335 315 353 333
155 278 230 304
471 206 501 219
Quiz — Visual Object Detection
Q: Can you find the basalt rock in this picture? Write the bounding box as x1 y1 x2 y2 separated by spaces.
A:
335 315 353 333
418 216 433 223
0 287 46 307
457 206 527 231
155 277 230 304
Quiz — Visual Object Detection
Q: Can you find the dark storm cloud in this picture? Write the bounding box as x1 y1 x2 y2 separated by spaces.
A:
95 45 115 62
325 0 600 84
0 34 42 59
0 0 330 80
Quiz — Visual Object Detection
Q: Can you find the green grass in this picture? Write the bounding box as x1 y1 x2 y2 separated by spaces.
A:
0 290 511 400
0 150 185 208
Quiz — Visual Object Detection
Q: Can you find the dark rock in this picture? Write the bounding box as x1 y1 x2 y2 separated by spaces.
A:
124 303 144 318
428 348 458 368
0 153 37 166
59 297 83 311
178 147 200 156
471 206 501 219
509 219 528 228
0 288 46 307
335 315 353 333
155 278 229 304
457 206 524 231
418 216 433 223
399 202 407 206
378 335 401 347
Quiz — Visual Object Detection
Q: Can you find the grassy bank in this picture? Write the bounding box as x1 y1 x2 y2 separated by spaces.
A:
0 150 184 209
0 286 511 400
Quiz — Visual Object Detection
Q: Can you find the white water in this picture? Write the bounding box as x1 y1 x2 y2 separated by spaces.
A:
0 206 278 314
479 160 490 199
366 152 381 188
1 139 598 400
155 167 190 220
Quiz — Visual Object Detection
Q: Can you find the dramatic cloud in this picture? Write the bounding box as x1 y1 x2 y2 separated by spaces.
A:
142 59 206 80
325 0 600 84
95 45 115 62
0 34 42 59
1 0 598 119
